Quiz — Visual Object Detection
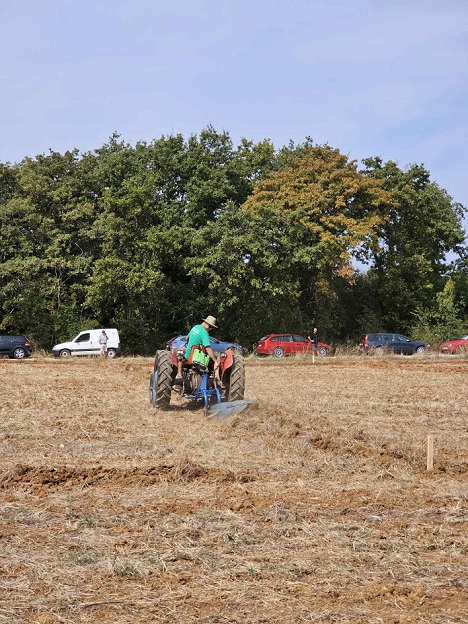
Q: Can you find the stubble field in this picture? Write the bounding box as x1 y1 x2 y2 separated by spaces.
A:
0 355 467 624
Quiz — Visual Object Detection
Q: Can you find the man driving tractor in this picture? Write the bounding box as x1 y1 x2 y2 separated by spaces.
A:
175 315 219 382
150 314 246 412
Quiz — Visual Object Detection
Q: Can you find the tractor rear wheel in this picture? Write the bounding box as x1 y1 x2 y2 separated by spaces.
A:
150 350 173 409
224 352 245 402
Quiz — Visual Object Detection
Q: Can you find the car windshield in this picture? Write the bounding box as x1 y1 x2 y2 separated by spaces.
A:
461 335 468 340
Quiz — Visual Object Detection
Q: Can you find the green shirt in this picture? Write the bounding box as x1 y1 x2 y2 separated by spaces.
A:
184 324 211 360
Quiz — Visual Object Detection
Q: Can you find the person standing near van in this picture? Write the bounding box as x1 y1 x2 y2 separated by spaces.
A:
99 330 108 357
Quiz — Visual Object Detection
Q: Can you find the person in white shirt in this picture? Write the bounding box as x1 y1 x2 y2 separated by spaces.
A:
98 330 108 356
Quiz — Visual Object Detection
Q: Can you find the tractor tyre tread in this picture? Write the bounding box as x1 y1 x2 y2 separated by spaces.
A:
152 350 173 409
227 353 245 402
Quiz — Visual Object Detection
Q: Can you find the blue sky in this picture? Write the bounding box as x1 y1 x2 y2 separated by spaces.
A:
1 0 467 236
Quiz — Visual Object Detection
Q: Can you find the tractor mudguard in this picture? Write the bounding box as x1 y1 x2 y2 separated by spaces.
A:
219 348 234 377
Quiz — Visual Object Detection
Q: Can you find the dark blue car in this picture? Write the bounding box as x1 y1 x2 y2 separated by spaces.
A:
0 335 32 359
363 333 429 355
166 335 243 355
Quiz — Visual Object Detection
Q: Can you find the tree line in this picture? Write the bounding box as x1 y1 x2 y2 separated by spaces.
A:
1 126 467 353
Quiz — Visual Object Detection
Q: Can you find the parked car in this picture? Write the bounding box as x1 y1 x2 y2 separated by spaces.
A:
439 335 468 355
166 335 243 355
255 334 331 357
362 333 429 355
52 328 121 358
0 335 32 359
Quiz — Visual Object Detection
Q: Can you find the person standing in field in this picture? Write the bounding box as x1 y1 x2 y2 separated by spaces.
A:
99 330 108 357
307 327 319 352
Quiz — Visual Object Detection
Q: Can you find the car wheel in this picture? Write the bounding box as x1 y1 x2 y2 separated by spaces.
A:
12 347 26 359
317 346 328 357
107 348 117 359
374 346 385 356
415 346 425 355
59 349 71 358
272 347 285 357
455 345 465 355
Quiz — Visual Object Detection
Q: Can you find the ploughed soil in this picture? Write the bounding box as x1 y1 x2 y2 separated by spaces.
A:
1 354 467 623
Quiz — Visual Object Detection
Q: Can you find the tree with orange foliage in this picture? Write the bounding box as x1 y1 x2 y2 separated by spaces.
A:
241 145 391 333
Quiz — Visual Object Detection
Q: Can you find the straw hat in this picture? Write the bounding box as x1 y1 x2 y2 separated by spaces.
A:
203 315 218 328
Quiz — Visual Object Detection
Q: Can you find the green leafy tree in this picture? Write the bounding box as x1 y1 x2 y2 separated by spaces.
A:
184 201 304 345
410 278 467 344
84 128 276 350
361 158 466 332
450 253 468 322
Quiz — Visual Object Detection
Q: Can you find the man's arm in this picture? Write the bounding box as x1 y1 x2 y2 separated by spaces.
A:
206 345 219 369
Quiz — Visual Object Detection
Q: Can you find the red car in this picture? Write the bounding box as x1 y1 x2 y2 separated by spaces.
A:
439 335 468 355
255 334 331 357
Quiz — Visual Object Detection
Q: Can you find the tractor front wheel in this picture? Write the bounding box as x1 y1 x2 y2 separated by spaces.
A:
150 350 173 409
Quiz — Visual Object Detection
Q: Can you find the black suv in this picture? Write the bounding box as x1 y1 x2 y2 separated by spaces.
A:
0 335 32 359
363 333 428 356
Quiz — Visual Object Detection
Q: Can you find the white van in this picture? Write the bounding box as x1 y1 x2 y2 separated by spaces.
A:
52 329 121 359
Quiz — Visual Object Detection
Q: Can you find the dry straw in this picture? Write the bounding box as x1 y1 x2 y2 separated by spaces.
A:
0 356 467 623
